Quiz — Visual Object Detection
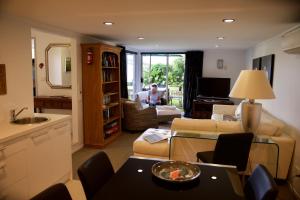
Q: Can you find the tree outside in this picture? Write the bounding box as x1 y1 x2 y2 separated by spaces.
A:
143 56 184 88
143 56 185 108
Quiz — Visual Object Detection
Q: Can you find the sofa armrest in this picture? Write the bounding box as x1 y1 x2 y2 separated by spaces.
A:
123 106 158 131
270 134 295 179
212 104 237 115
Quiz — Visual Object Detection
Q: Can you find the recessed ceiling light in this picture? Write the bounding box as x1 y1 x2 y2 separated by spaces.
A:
217 37 225 40
223 19 235 23
103 22 114 26
211 176 218 180
137 37 145 40
215 45 219 48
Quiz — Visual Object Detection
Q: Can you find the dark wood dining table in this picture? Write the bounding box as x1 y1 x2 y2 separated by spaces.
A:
92 157 245 200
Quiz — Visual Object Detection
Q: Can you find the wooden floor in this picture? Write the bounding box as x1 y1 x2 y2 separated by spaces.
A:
72 126 296 200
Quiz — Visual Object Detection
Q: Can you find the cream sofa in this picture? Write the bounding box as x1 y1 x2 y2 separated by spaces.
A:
133 104 295 180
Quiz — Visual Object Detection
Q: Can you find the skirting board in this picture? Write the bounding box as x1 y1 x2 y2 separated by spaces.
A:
72 143 84 154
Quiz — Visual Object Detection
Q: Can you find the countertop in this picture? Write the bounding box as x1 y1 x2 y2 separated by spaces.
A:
0 113 71 143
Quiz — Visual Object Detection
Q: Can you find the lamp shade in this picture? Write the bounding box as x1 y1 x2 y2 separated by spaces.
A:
229 70 275 99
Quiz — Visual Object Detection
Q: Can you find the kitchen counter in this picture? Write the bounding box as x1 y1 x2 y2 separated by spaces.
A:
0 113 71 143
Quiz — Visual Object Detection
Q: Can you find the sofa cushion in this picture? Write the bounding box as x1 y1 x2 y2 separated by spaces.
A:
171 118 217 132
156 106 181 116
216 121 244 133
133 130 169 157
256 123 280 136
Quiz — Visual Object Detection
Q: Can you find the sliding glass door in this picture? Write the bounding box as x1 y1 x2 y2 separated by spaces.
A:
141 53 185 107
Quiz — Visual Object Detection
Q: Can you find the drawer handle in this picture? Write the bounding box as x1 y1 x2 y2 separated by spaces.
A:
54 123 68 130
31 131 48 139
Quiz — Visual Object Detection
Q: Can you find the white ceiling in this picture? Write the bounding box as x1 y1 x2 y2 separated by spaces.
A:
1 0 299 51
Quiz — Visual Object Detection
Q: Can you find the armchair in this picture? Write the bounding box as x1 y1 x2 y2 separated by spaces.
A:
122 100 158 131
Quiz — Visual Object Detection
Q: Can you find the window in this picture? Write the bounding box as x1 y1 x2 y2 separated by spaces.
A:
141 53 185 107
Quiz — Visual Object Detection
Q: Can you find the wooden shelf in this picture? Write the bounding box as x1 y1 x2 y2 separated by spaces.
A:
103 115 120 125
103 92 118 96
104 131 121 145
103 81 119 85
102 102 119 109
102 67 119 69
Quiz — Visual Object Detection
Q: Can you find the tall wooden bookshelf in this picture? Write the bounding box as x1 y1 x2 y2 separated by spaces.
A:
81 43 122 148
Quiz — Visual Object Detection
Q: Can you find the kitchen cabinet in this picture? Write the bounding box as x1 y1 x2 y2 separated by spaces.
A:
0 115 72 199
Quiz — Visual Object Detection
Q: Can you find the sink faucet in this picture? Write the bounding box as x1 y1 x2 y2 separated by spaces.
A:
10 107 28 122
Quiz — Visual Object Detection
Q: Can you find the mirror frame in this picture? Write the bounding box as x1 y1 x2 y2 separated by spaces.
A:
45 43 72 89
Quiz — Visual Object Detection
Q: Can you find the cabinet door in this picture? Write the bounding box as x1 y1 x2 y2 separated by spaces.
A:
0 178 29 200
0 139 29 198
50 122 72 182
28 128 53 197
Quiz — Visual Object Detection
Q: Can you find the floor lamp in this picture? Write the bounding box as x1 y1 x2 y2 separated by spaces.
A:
229 70 275 132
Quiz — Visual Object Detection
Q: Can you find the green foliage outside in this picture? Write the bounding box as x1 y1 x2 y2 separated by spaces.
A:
143 57 184 88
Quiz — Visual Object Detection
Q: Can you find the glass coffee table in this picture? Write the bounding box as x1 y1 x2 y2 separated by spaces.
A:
169 131 279 178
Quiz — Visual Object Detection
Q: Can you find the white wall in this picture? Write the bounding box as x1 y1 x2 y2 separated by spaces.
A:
0 15 33 123
32 29 73 97
203 49 247 89
245 30 300 190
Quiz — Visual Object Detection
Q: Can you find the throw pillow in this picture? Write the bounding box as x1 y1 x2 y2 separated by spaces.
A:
235 100 248 120
235 101 243 120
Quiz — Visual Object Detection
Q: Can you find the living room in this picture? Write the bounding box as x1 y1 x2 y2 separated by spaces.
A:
0 0 300 199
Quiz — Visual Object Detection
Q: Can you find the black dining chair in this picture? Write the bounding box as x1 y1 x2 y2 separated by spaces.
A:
196 132 254 172
31 183 72 200
77 151 115 200
244 164 278 200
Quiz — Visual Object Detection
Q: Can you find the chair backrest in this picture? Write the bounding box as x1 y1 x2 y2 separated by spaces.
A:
213 132 254 171
244 164 278 200
77 151 114 200
31 183 72 200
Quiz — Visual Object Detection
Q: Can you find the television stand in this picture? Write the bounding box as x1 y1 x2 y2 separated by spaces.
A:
192 98 234 119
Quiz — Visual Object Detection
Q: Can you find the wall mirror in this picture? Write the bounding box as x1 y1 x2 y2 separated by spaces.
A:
45 43 72 89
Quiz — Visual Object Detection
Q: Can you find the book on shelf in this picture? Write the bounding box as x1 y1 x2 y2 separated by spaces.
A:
102 53 119 68
105 121 118 129
105 126 118 136
103 95 111 105
103 109 110 120
104 121 119 136
102 70 113 82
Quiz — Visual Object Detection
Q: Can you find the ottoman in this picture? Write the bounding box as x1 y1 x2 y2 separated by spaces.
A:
156 105 182 123
133 128 170 159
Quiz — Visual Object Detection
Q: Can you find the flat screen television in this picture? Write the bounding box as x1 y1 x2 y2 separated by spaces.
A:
196 77 231 99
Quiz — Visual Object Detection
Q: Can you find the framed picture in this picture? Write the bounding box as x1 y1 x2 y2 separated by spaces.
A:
252 54 275 87
261 54 275 87
252 57 261 70
65 57 71 72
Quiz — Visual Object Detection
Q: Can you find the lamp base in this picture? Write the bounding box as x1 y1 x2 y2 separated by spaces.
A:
241 101 262 132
